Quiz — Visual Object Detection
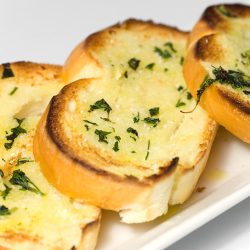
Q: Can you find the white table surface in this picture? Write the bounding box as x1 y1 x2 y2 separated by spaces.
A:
1 0 249 249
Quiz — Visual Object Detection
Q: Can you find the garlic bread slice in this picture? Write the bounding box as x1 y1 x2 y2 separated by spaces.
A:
35 20 217 223
184 4 250 143
0 62 100 250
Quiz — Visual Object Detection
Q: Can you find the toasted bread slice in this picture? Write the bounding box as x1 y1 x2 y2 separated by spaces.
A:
34 20 217 223
0 62 100 250
184 4 250 143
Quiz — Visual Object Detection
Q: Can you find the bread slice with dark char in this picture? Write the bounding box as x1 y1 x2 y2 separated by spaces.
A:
184 4 250 143
34 20 217 223
0 62 101 250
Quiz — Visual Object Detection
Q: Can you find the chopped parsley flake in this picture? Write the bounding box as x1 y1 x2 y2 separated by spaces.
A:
145 63 155 70
127 127 139 138
112 141 119 152
149 107 159 116
16 158 33 166
89 99 112 117
2 63 14 79
154 47 171 59
0 205 11 216
100 117 113 123
177 85 184 91
144 117 160 127
114 136 121 141
84 124 89 131
145 140 151 160
95 129 111 144
133 112 140 123
128 58 140 70
83 120 98 126
9 87 18 96
180 57 184 65
0 170 3 178
1 184 11 200
186 92 193 100
4 118 27 150
124 71 128 78
243 90 250 95
164 42 177 53
10 170 45 196
112 137 121 152
176 99 186 108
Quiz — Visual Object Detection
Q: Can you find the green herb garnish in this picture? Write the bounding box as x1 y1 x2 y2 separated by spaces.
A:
2 63 14 79
113 135 121 152
183 66 250 113
186 92 193 100
124 71 128 78
84 125 89 131
131 151 136 154
180 56 184 65
154 47 171 59
0 170 3 178
243 90 250 95
164 68 169 72
9 87 18 96
177 86 184 91
100 117 113 123
0 205 11 216
217 5 237 18
144 117 160 127
89 99 112 117
128 58 140 70
176 99 186 108
16 158 33 166
149 107 159 116
145 63 155 70
9 170 45 196
164 42 177 53
145 140 151 160
83 120 98 126
133 112 140 123
95 129 111 144
4 118 27 150
112 141 119 152
1 184 11 200
127 127 139 138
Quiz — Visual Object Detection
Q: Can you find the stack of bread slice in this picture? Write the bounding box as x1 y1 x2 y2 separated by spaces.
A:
1 3 249 250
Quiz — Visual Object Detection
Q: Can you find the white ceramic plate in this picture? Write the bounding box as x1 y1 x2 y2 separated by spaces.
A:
96 127 250 250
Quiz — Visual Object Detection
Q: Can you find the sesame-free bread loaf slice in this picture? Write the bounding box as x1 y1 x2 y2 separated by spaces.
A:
0 62 100 250
184 3 250 143
34 20 217 223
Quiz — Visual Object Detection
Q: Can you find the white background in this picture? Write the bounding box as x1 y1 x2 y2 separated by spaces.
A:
1 0 249 249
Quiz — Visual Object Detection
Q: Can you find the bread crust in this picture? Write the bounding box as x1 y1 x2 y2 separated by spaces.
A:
35 19 217 223
0 62 101 250
184 4 250 143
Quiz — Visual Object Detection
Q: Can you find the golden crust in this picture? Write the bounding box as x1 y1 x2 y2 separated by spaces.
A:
184 4 250 143
0 62 101 250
